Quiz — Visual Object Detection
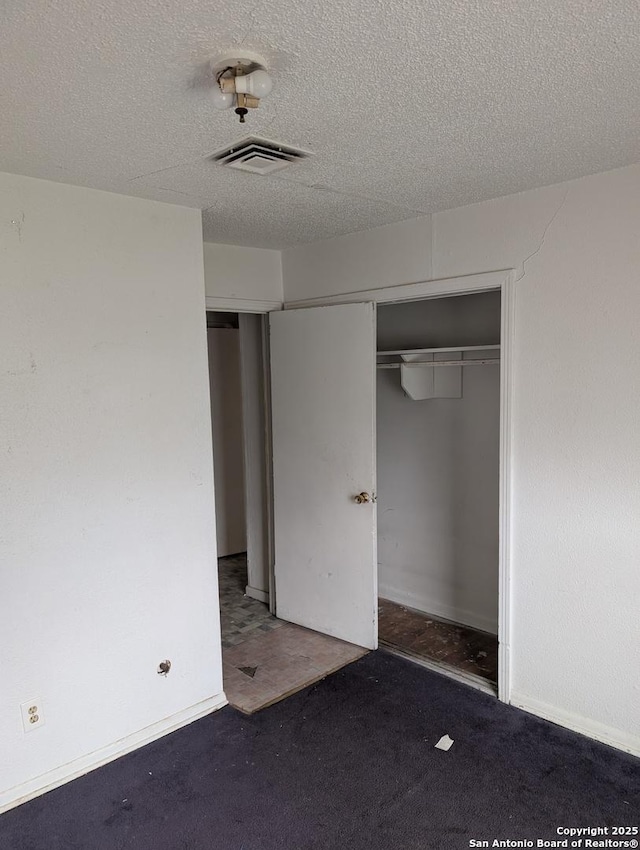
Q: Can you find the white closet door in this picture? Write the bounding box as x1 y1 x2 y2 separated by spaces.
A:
269 303 377 649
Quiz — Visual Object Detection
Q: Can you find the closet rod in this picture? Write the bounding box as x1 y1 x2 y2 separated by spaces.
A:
377 358 500 369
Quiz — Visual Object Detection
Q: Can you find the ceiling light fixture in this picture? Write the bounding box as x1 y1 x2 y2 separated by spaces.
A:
210 51 274 124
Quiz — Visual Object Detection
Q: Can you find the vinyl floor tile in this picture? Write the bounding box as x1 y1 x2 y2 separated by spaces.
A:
223 623 367 714
218 555 367 713
218 553 284 648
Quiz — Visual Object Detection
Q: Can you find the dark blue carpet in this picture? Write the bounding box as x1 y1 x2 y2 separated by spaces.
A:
1 651 638 849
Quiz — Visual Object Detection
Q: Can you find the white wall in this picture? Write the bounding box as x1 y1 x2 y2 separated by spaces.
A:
0 173 223 811
282 163 640 756
377 294 500 633
239 314 270 603
207 328 247 557
282 215 432 301
203 242 283 307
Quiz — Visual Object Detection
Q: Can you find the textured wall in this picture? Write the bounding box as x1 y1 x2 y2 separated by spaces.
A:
282 163 640 754
282 216 432 302
435 165 640 753
0 173 223 808
203 242 283 306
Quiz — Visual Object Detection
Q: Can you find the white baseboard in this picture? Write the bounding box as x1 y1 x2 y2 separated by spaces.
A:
510 691 640 758
0 692 228 815
245 585 269 604
378 582 498 635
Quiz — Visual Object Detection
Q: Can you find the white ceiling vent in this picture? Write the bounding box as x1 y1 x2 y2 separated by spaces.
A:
210 136 312 175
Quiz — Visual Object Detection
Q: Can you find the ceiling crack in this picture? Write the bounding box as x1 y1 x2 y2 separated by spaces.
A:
155 186 203 199
258 103 280 136
125 153 212 184
272 174 430 216
238 0 266 46
516 188 570 282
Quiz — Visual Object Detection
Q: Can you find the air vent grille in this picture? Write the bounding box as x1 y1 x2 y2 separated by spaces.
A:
210 136 312 175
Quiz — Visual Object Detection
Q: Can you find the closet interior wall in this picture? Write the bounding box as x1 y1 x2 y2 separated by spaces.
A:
207 314 246 558
376 291 501 634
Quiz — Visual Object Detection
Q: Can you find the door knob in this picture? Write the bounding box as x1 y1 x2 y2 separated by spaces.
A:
354 492 371 504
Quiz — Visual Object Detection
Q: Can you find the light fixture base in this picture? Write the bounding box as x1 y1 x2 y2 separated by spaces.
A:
210 50 272 123
210 50 269 78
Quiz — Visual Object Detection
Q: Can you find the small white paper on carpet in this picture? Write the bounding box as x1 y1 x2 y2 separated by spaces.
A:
434 734 454 751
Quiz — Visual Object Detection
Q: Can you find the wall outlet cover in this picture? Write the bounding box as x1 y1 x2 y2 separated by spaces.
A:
20 700 45 732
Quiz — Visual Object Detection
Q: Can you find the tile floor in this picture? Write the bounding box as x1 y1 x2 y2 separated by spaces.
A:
218 554 367 713
378 598 498 683
223 623 367 714
218 553 284 648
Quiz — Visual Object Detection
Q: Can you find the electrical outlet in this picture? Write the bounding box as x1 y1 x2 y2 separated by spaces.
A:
21 699 45 732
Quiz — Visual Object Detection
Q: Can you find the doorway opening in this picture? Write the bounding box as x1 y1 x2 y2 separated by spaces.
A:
206 309 366 713
375 291 501 693
207 311 271 607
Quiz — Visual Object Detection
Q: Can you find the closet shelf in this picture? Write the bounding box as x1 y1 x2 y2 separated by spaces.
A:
378 359 499 369
377 344 500 357
377 344 500 400
377 343 500 370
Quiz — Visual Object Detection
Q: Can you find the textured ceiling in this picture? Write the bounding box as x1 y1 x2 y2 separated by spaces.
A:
2 1 639 248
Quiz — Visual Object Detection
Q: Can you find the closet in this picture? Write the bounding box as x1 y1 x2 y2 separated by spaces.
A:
376 291 501 688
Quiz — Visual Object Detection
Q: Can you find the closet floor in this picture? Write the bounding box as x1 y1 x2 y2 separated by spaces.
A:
219 554 367 713
378 598 498 684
